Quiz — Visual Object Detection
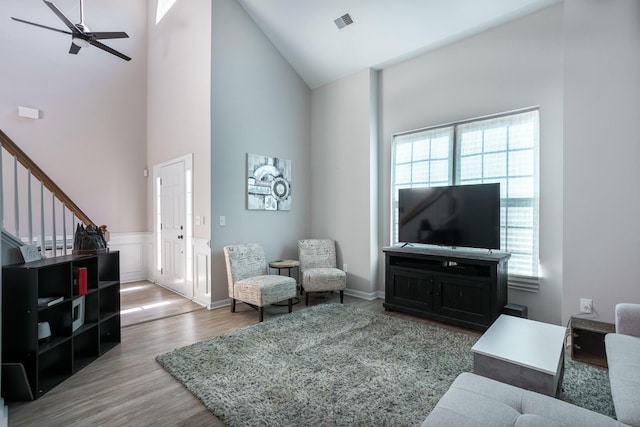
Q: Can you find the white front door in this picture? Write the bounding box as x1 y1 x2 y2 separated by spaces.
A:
158 160 186 295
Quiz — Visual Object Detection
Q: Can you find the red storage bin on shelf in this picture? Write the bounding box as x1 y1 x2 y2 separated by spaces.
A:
73 267 87 295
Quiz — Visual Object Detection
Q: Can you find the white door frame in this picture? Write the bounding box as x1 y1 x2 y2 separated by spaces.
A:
153 153 194 300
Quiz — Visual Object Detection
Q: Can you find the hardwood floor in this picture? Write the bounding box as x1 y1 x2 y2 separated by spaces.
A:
7 288 477 426
120 281 205 327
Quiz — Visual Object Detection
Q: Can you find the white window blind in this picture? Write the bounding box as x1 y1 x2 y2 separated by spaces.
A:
391 109 540 280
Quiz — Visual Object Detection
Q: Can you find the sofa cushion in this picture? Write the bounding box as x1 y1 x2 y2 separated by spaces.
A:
606 333 640 427
422 373 625 427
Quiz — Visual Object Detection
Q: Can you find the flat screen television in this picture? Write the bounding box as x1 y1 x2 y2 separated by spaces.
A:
398 183 500 250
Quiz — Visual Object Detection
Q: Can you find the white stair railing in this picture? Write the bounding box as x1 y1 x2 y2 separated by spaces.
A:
0 129 95 258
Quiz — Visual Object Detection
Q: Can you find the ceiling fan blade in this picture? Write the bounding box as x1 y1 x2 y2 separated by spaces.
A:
88 40 131 61
43 0 80 33
11 17 72 35
69 43 81 55
88 32 129 40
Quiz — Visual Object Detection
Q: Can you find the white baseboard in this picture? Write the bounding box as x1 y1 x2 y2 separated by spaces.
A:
209 298 232 310
192 295 212 308
344 288 380 301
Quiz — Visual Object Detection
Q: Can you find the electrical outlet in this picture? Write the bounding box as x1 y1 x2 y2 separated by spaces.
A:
219 216 226 226
580 298 593 314
343 263 348 272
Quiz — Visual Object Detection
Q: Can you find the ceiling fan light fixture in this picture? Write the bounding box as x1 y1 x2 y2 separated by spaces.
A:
72 37 90 48
11 0 131 61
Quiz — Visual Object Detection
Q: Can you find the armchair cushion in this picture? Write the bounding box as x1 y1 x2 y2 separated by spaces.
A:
301 268 346 292
234 275 296 307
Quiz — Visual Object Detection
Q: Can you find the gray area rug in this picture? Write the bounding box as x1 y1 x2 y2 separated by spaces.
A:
561 358 615 418
156 304 615 426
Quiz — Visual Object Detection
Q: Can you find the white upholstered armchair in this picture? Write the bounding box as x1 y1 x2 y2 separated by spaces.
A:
223 243 297 322
298 239 346 306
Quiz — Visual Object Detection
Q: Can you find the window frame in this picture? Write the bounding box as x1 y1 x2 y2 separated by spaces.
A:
391 107 540 289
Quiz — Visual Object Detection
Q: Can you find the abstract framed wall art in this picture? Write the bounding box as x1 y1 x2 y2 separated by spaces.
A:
247 153 292 211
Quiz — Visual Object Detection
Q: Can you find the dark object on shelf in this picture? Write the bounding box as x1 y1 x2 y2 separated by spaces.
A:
37 296 64 307
73 224 108 254
2 252 120 400
571 317 615 368
502 303 528 319
383 246 510 331
37 322 51 344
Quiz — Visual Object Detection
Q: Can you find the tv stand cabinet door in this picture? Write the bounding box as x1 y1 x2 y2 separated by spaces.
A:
386 267 433 312
433 276 492 326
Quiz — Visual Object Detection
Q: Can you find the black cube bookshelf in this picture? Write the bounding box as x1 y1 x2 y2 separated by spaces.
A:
1 251 120 400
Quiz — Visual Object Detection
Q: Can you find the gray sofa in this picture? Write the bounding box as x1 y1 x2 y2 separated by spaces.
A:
422 372 625 427
424 304 640 427
605 303 640 427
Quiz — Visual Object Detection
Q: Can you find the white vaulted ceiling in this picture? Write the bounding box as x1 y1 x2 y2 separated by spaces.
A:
238 0 561 89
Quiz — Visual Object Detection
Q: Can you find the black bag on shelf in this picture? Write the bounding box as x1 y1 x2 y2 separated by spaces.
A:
73 224 107 252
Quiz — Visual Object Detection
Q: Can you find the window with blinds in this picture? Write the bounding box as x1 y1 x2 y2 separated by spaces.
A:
391 108 540 281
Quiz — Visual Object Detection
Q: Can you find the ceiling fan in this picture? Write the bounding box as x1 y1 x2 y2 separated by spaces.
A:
11 0 131 61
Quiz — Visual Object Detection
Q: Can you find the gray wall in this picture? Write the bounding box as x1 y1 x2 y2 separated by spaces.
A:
379 4 564 323
0 0 148 233
311 0 640 325
210 0 311 303
563 0 640 324
310 69 379 297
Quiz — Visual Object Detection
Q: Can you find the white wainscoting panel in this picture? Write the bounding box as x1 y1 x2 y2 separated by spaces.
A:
210 298 232 310
192 237 212 308
108 232 151 283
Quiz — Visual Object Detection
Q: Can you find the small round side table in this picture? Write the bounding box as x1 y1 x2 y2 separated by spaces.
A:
269 259 300 278
269 259 301 305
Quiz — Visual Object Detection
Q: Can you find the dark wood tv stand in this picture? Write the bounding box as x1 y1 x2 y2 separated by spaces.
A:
383 246 510 331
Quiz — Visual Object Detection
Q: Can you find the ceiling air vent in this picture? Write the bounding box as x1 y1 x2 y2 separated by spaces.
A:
334 13 353 30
